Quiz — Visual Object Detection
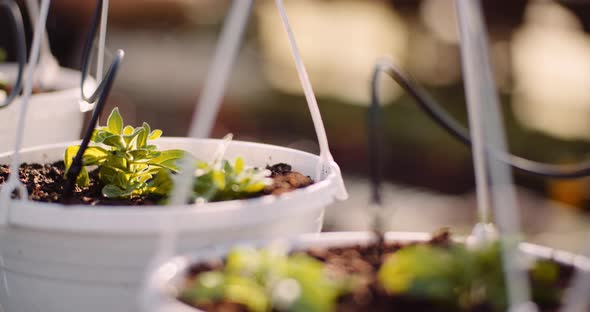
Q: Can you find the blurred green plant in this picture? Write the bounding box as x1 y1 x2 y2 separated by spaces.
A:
180 246 355 312
192 153 272 202
378 242 564 311
64 107 186 198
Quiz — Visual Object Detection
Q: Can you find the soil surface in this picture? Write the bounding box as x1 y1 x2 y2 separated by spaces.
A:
181 231 574 312
0 161 313 206
264 163 313 195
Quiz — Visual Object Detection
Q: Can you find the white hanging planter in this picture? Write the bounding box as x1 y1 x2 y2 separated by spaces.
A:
144 231 590 312
0 137 344 312
0 63 94 151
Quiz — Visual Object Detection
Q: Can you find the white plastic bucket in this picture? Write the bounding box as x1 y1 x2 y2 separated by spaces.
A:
0 137 343 312
0 63 92 151
144 231 590 312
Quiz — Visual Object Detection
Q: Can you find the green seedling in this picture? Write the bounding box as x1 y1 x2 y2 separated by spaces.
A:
191 134 272 202
192 156 272 202
64 107 186 198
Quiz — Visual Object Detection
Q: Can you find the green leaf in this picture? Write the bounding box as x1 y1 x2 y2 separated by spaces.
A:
64 145 80 172
149 149 185 166
91 129 112 144
137 126 148 149
123 126 140 145
102 184 134 198
142 122 151 136
225 276 269 312
103 135 126 150
148 129 162 141
76 167 90 187
224 160 233 175
99 165 126 187
244 181 267 193
127 127 146 148
150 159 179 172
235 157 244 174
212 170 226 189
127 149 154 160
378 245 458 301
180 271 226 303
123 125 134 135
146 169 173 196
81 146 109 166
107 107 124 135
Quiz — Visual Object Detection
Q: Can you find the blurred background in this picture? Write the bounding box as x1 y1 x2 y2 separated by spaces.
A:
2 0 590 251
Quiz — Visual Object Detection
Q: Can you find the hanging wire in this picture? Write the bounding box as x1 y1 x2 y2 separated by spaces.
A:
79 0 112 104
0 0 26 109
369 64 384 207
368 62 388 243
373 60 590 179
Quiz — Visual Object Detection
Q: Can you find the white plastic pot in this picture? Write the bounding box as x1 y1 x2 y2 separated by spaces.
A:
145 231 590 312
0 63 93 151
0 137 345 312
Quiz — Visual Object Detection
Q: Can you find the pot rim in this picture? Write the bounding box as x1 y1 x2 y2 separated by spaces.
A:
0 137 341 233
145 231 590 312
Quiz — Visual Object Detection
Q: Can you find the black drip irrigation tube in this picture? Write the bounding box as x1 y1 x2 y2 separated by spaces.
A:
371 60 590 179
79 0 115 104
62 0 125 202
0 0 26 109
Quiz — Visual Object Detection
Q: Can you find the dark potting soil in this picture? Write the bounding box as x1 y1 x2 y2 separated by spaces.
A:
0 161 313 206
180 231 575 312
264 163 313 195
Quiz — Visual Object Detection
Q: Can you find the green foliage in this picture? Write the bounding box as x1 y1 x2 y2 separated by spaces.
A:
182 271 269 312
378 245 465 303
192 156 272 202
180 247 354 312
64 107 185 198
378 242 563 311
63 108 274 201
0 48 6 63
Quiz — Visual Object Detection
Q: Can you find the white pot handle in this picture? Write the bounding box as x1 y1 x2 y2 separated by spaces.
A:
274 0 347 200
0 0 51 226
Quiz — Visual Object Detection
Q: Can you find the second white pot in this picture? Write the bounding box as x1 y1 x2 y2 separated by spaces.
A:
0 64 93 152
145 231 590 312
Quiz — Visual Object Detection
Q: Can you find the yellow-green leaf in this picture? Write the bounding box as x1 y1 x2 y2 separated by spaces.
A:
76 167 90 187
244 182 266 193
81 146 109 165
148 129 162 141
235 157 244 174
64 145 80 172
123 125 134 135
102 184 133 198
212 170 226 189
103 135 126 150
107 107 124 135
150 149 185 165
